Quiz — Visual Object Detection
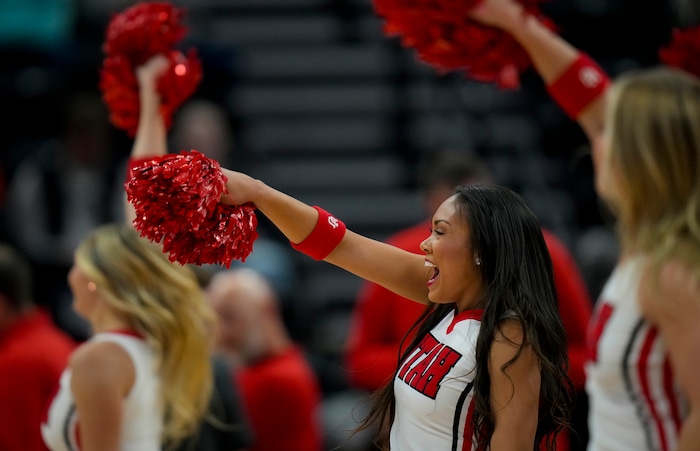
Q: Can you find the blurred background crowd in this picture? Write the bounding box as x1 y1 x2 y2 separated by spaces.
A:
0 0 697 450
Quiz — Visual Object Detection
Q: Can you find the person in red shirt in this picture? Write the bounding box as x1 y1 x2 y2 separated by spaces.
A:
0 244 76 451
345 150 593 450
207 268 323 451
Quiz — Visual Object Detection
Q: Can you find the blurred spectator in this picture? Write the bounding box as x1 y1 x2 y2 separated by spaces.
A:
171 98 238 168
345 149 593 451
0 243 76 451
206 268 323 451
4 90 127 340
170 97 299 302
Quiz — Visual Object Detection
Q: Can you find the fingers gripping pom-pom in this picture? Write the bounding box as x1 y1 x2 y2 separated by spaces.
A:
125 151 258 268
659 26 700 79
373 0 555 89
99 2 202 137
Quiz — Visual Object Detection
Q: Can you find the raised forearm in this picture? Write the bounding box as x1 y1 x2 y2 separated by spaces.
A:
131 78 167 160
477 4 607 140
503 13 580 83
224 170 430 302
240 178 320 245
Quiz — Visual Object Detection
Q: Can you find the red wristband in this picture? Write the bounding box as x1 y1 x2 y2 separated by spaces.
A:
546 53 610 119
290 206 346 260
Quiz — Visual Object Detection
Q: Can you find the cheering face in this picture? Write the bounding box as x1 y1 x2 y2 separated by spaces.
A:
420 196 484 311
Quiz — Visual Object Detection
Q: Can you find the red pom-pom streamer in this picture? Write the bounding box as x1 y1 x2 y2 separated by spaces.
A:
373 0 555 89
125 150 258 268
103 2 186 65
99 2 202 137
659 26 700 79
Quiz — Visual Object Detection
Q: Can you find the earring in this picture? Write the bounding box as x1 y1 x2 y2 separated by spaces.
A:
475 258 481 266
87 282 97 292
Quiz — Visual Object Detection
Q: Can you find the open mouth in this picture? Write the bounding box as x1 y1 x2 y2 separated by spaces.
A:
425 260 439 286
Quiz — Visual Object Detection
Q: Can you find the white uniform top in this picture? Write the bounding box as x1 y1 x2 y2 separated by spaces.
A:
41 332 163 451
586 258 687 451
391 308 482 451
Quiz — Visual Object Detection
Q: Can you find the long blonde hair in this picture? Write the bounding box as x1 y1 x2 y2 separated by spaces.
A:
604 67 700 269
75 224 216 447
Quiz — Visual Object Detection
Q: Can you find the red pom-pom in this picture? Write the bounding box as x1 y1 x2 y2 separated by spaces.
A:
99 50 202 137
373 0 554 89
99 2 202 137
103 2 187 64
157 50 203 132
125 150 258 268
99 54 140 136
659 26 700 79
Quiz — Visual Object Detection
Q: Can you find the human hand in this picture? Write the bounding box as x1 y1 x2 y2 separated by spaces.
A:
135 53 171 89
220 168 260 207
469 0 524 31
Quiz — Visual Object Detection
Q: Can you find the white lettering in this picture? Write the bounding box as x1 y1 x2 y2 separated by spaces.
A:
579 66 602 88
328 216 339 229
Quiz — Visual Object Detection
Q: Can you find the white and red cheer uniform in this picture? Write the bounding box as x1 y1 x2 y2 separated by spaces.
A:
41 331 163 451
391 308 482 451
586 258 687 451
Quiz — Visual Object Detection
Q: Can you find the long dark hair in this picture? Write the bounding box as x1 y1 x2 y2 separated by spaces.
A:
355 184 573 450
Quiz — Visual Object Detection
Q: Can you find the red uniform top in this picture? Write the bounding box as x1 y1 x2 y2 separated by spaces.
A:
235 346 322 451
0 309 76 451
345 220 592 391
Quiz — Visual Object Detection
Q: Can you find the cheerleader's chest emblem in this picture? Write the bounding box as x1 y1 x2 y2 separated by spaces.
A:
397 333 463 399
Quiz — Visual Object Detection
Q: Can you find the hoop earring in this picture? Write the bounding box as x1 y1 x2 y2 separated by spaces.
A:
475 258 481 266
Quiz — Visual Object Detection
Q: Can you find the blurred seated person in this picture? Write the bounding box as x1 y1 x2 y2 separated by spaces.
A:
345 149 593 450
0 243 76 451
4 91 126 340
171 98 236 168
206 268 323 451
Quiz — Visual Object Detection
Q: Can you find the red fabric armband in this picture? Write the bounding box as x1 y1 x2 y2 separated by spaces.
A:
546 53 610 119
291 206 346 260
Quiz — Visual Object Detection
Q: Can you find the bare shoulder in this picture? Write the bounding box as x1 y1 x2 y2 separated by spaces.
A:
639 259 700 323
493 317 525 348
69 340 135 395
490 318 534 375
489 317 539 415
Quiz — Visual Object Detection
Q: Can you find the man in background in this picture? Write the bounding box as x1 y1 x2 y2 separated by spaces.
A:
0 243 76 451
207 268 323 451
